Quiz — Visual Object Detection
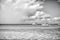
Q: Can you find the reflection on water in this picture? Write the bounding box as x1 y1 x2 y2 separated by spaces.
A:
0 27 60 40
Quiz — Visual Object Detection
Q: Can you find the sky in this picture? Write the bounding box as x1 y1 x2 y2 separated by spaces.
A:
0 0 60 24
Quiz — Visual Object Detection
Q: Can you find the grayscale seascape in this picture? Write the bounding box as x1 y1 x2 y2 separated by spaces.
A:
0 0 60 40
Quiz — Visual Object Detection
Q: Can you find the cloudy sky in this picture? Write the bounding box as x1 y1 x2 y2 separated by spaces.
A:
0 0 60 24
